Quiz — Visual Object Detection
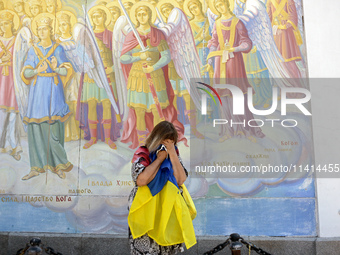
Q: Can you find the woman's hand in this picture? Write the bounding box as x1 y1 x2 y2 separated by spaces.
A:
37 61 48 73
163 139 176 156
157 150 168 162
142 65 154 73
51 56 58 70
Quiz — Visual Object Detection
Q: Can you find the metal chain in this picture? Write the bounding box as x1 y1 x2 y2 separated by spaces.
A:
203 239 230 255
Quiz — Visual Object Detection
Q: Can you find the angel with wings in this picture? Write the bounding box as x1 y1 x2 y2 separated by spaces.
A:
55 10 81 142
203 0 265 142
75 5 122 150
267 0 305 78
14 13 74 180
156 0 204 139
114 1 202 149
0 10 23 161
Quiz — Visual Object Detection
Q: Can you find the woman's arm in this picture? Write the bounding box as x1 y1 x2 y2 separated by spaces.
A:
163 140 187 186
136 150 167 186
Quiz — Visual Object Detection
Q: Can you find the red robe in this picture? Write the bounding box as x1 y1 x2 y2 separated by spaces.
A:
120 26 188 150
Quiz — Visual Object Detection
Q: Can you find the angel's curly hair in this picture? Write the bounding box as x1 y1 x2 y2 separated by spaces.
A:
135 6 153 27
0 20 17 37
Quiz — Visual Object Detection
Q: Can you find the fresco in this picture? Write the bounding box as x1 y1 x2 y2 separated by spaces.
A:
0 0 315 237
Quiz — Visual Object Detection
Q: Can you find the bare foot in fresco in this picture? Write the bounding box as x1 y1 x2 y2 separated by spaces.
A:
22 170 40 180
62 164 73 172
54 169 66 179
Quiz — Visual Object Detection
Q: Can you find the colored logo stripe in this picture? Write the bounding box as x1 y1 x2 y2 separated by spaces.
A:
197 87 217 105
197 82 222 105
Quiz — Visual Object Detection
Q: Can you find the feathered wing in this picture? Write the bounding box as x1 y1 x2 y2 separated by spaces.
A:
13 26 32 131
159 7 202 110
236 0 295 87
112 15 131 122
72 19 119 115
293 0 304 41
207 8 218 31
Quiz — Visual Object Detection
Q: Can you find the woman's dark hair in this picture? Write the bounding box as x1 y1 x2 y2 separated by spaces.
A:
145 121 178 152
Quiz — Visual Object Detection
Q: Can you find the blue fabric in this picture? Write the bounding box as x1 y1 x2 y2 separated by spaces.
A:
147 145 179 196
24 42 70 121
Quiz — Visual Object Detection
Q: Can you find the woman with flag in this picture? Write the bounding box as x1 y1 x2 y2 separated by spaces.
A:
128 120 196 254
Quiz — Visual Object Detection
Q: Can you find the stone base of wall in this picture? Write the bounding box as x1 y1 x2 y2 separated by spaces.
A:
1 232 340 255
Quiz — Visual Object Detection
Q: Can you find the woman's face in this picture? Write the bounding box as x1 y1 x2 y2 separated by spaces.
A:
14 3 24 13
215 1 228 14
38 25 51 40
30 5 41 17
58 20 70 35
0 20 12 34
189 3 201 17
136 8 149 25
91 11 105 26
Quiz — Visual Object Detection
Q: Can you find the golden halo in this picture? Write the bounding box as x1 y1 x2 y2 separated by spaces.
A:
96 0 109 5
183 0 205 19
209 0 234 16
106 2 122 12
45 0 62 12
156 0 179 21
0 0 7 10
24 0 46 18
56 11 77 34
7 0 24 12
0 10 20 31
31 12 55 37
88 5 112 28
130 1 157 25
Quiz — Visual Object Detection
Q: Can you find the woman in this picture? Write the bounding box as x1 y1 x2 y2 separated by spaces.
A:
204 0 265 142
120 2 187 149
0 10 23 160
128 120 196 254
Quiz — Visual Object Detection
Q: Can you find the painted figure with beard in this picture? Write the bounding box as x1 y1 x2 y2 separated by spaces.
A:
0 10 23 161
204 0 265 142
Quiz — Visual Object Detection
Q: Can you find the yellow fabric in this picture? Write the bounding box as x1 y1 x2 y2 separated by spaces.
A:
215 17 239 78
128 182 197 249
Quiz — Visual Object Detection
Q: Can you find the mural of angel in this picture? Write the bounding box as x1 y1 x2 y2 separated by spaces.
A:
8 0 28 27
0 10 23 161
16 14 74 180
25 0 45 19
157 1 204 139
106 2 122 31
76 5 121 150
267 0 304 78
45 0 62 14
203 0 265 142
55 10 81 142
115 1 204 149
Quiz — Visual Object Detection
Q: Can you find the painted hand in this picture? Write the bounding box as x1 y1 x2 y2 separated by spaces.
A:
202 64 213 73
51 56 58 70
37 61 48 73
142 65 154 73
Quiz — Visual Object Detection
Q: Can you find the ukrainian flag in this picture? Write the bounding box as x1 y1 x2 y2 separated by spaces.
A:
128 146 197 249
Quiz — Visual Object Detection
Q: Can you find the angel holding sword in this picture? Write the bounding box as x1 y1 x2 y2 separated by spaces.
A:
76 5 122 150
115 1 202 149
